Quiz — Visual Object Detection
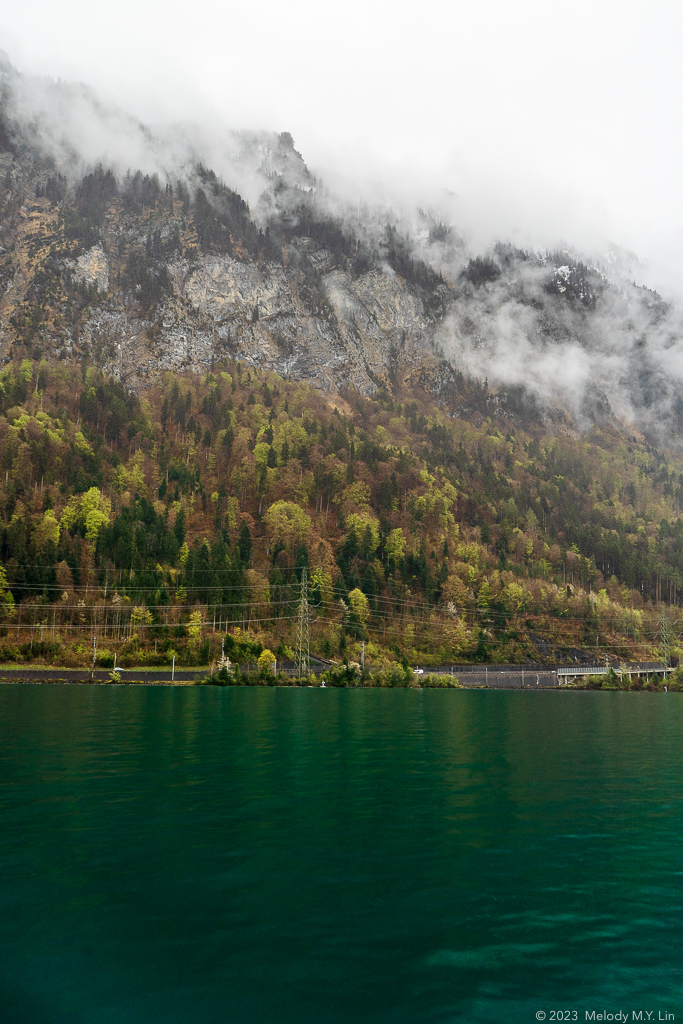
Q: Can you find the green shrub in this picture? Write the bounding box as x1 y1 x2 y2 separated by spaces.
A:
421 674 460 687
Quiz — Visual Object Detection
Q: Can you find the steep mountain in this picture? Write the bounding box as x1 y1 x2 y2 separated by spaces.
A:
0 54 444 397
0 55 682 677
1 53 683 450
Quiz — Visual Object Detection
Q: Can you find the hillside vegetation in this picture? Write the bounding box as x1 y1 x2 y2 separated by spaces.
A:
0 355 681 671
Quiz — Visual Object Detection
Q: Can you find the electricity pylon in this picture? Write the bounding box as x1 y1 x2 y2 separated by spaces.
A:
295 567 310 677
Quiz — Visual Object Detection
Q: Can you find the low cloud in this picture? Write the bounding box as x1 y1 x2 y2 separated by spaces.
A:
4 51 683 445
435 252 683 442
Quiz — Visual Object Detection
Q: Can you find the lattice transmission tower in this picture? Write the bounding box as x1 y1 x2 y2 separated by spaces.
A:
295 567 310 677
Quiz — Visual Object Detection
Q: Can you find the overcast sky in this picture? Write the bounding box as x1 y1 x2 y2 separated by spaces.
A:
2 0 682 292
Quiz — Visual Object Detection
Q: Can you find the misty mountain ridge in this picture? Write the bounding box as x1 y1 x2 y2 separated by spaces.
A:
1 52 681 447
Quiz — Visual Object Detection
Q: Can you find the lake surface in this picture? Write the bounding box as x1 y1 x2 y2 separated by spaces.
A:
1 686 681 1023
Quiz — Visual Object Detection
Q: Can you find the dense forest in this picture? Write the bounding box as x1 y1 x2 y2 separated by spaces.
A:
0 354 681 671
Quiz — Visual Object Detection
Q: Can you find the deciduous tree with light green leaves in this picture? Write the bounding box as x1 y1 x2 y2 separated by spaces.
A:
345 511 379 553
264 500 311 549
503 582 531 614
60 487 111 541
82 490 111 540
187 610 203 655
257 649 276 673
34 509 60 550
0 564 14 610
131 606 154 628
348 588 370 625
385 527 406 567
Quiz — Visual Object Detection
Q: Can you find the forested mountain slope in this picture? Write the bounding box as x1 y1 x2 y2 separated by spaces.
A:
0 356 680 670
0 55 682 672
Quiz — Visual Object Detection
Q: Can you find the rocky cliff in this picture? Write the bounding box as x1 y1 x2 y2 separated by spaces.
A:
1 51 682 446
0 142 446 397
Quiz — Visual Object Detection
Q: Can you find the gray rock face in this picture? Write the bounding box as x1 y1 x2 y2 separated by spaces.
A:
80 248 444 394
175 256 294 321
73 246 109 292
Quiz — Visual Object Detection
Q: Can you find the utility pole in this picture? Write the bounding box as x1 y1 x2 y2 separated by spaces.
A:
658 609 675 671
296 568 310 677
90 636 97 681
361 641 365 669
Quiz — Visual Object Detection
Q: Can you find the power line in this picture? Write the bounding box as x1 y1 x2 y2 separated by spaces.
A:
0 597 670 635
0 612 303 631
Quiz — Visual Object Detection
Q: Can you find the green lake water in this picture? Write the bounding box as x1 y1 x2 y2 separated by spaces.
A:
1 686 681 1023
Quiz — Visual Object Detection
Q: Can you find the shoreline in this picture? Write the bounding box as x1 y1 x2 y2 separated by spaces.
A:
2 677 676 692
0 661 674 691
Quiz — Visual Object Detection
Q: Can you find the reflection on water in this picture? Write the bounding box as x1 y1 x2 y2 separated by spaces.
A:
1 687 682 1023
